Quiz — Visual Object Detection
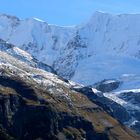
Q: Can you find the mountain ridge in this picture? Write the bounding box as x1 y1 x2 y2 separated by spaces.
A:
0 40 139 140
1 13 140 134
0 12 140 85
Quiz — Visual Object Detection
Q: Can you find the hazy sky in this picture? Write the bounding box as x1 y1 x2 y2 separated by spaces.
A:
0 0 140 25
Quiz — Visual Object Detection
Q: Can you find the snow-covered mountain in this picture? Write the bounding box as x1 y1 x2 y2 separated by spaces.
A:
0 39 55 73
0 12 140 86
0 12 140 135
0 13 76 66
1 39 139 140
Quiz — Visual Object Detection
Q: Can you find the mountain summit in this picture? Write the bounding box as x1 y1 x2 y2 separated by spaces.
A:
0 12 140 85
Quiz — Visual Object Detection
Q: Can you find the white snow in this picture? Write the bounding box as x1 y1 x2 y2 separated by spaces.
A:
103 92 127 106
72 53 140 85
114 89 140 95
104 92 140 110
12 47 33 60
92 88 101 94
33 18 45 22
0 12 140 86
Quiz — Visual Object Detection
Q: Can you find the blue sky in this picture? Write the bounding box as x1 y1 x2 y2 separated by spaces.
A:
0 0 140 25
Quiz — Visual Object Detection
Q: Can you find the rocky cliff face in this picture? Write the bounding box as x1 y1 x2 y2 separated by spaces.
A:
0 41 139 140
0 64 139 140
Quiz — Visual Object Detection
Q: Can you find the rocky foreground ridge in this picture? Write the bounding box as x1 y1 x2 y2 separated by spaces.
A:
0 40 139 140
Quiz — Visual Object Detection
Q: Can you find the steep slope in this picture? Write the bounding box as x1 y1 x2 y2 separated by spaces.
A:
101 78 140 133
0 39 55 73
0 13 140 135
56 12 140 84
0 41 139 140
73 78 140 134
0 13 76 66
71 12 140 84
